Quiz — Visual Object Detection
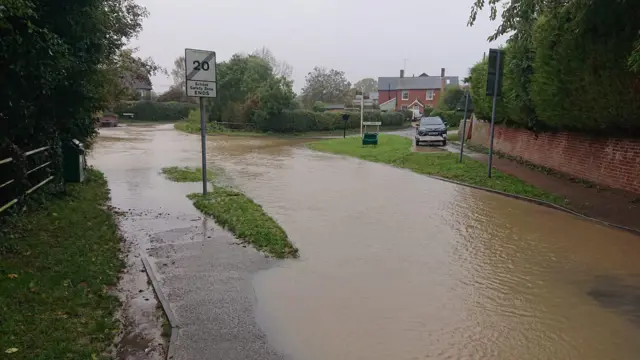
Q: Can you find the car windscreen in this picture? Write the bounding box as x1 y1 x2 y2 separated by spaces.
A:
419 118 443 126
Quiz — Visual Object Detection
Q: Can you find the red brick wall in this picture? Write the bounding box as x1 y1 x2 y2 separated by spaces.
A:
379 89 441 110
466 120 640 193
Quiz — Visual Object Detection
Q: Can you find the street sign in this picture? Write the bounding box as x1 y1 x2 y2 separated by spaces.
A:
486 48 505 97
185 48 217 98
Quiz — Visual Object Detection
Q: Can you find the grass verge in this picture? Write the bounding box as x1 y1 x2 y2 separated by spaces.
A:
174 118 411 138
308 134 563 205
161 166 214 182
187 187 298 258
0 169 123 360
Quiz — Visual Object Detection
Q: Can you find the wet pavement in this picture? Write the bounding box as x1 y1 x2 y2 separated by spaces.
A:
92 124 640 360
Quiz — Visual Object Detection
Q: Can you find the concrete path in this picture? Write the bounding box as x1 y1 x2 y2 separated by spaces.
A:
91 125 284 360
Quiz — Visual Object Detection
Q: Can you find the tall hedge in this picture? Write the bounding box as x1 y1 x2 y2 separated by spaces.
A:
113 101 197 121
468 0 640 136
255 110 404 133
530 2 640 136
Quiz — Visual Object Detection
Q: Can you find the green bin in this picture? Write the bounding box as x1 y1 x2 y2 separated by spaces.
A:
62 140 86 183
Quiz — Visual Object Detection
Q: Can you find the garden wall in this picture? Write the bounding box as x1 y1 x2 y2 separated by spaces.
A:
466 120 640 193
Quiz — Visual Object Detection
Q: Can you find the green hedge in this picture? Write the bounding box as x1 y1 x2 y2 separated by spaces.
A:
256 110 405 133
429 109 464 127
113 101 197 121
468 0 640 136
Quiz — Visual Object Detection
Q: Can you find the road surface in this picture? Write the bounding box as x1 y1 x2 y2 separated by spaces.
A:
92 124 640 360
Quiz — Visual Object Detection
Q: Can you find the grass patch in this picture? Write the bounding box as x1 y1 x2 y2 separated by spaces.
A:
308 134 563 205
187 187 298 258
447 132 460 142
0 169 124 360
161 166 214 182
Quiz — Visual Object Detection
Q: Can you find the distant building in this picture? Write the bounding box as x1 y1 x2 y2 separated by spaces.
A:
378 68 459 114
133 80 153 100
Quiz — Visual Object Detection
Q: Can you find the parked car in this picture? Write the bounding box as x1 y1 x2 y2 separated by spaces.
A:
415 116 447 146
98 113 119 128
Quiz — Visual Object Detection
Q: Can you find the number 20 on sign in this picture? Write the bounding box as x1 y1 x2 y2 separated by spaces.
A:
185 49 217 98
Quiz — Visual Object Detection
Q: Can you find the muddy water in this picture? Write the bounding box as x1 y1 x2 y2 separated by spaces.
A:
98 124 640 360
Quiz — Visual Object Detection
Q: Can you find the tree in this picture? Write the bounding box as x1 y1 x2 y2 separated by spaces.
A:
252 46 293 79
467 0 640 72
353 78 378 93
171 56 186 88
102 48 164 107
157 87 196 103
1 0 152 151
437 86 465 111
300 67 351 107
205 53 295 128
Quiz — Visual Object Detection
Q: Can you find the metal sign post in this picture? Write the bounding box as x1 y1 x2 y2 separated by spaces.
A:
486 48 504 178
458 90 470 163
185 48 217 194
341 113 350 138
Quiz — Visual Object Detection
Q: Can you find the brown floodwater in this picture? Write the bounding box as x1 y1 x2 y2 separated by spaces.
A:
96 124 640 360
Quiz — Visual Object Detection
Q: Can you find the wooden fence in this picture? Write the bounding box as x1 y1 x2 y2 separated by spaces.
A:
0 145 55 214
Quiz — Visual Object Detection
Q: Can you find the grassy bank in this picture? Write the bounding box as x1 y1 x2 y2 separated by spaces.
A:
308 135 562 204
160 166 297 258
161 166 214 182
188 188 298 258
174 118 411 138
0 169 123 359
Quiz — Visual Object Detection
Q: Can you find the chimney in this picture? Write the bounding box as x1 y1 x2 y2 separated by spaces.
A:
400 69 404 78
440 68 446 95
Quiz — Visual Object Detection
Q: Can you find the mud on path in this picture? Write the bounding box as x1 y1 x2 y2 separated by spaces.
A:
93 124 640 360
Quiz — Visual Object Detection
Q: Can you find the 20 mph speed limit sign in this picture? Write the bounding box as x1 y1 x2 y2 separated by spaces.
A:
185 49 217 98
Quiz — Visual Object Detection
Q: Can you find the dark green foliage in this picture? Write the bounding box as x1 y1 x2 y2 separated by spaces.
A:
257 110 404 133
1 0 148 199
429 109 464 127
438 86 466 111
530 2 640 136
113 101 197 121
205 54 295 128
467 0 640 136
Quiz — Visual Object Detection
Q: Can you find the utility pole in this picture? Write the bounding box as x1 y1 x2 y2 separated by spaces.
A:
458 89 470 163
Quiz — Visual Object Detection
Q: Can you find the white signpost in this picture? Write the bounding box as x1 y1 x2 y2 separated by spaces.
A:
185 48 217 195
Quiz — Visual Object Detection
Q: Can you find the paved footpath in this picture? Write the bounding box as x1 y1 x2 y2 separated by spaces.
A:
92 125 285 360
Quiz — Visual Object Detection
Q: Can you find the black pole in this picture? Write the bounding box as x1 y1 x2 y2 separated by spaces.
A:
458 90 470 163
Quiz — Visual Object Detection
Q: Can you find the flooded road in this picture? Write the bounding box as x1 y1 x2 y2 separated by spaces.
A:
94 124 640 360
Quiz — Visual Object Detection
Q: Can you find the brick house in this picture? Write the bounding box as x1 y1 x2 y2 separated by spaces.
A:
378 69 459 115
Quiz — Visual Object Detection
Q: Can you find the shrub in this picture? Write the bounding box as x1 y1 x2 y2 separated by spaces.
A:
429 109 463 127
253 110 404 133
113 101 197 121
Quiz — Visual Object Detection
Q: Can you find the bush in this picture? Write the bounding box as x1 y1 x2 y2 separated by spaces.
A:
429 109 464 127
254 110 404 133
113 101 197 121
467 0 640 136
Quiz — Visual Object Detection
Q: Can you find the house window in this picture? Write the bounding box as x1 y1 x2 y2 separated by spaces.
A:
426 90 434 100
402 91 409 100
400 105 408 111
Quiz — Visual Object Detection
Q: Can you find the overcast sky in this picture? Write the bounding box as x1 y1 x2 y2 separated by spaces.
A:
131 0 506 93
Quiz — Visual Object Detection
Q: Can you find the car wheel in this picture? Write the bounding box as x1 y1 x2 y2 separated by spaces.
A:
442 140 447 146
415 140 420 147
